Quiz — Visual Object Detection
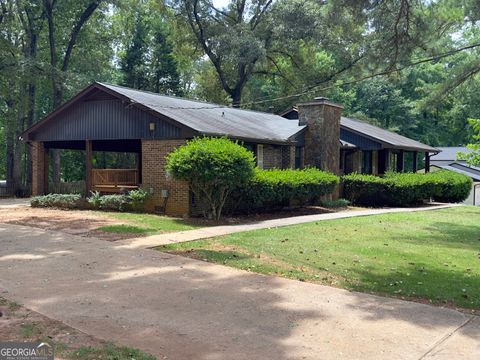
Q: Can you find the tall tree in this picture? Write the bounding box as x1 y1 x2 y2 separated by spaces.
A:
42 0 105 182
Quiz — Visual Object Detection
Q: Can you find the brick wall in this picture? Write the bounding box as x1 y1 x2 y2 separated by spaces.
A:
31 141 47 196
141 139 189 217
263 145 283 169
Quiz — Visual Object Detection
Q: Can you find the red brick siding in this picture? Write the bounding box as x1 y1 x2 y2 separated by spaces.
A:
141 139 189 216
31 142 46 196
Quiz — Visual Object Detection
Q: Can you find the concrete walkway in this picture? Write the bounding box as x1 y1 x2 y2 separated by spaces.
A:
118 203 459 249
0 222 478 360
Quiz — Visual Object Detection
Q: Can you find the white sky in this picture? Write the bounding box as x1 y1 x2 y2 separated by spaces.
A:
211 0 231 8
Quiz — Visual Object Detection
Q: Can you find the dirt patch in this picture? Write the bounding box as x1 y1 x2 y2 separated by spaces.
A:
0 207 135 241
0 297 108 358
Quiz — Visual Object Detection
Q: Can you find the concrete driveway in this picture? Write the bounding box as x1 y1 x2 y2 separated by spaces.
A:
0 223 478 360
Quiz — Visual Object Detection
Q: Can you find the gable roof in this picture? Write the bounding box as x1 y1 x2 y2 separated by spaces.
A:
340 117 439 153
430 147 472 161
279 107 439 153
23 82 305 144
434 162 480 181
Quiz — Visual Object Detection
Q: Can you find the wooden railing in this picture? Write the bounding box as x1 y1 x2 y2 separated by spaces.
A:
91 169 139 192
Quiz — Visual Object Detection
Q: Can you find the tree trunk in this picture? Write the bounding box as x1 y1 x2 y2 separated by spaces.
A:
231 89 242 108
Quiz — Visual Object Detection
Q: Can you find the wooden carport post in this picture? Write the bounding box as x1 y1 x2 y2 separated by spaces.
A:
412 151 418 172
425 152 430 173
396 150 405 173
86 140 93 195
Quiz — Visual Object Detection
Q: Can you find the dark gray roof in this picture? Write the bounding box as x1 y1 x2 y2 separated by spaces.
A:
99 83 305 143
340 117 439 152
430 147 472 161
278 107 438 152
436 162 480 181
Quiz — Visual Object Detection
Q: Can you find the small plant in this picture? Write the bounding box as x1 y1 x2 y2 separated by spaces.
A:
20 322 41 338
128 188 149 210
87 191 102 208
98 194 129 211
319 198 350 208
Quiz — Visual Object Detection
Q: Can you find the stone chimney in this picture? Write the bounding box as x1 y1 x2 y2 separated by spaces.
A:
297 97 342 175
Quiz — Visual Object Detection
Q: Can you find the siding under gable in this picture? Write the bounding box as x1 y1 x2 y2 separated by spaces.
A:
340 128 382 151
30 98 182 141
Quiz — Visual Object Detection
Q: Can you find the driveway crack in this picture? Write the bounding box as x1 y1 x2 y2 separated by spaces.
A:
417 315 476 359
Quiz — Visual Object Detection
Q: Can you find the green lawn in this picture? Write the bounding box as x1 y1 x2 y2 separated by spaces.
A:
97 212 201 235
160 206 480 309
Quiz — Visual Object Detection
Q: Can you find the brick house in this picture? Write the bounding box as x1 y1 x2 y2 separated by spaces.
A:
22 82 439 216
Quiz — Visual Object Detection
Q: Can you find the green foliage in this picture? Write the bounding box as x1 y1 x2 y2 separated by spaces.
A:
128 188 150 210
68 343 156 360
343 171 472 206
87 191 102 208
96 194 130 212
31 194 82 209
427 170 473 203
232 168 340 212
459 118 480 166
319 198 350 208
167 137 256 219
87 189 150 212
117 0 182 95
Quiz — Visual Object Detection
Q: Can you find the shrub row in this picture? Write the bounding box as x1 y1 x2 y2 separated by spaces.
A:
87 188 149 211
31 188 150 212
31 193 83 209
343 170 472 206
230 168 340 212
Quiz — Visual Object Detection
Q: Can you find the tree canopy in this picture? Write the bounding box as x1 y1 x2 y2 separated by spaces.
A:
1 0 480 192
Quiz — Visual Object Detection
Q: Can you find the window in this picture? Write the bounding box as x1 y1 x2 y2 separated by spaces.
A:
295 147 303 169
362 151 373 174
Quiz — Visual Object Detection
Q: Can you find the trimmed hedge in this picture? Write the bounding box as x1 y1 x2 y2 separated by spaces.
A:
230 168 340 212
343 170 472 206
31 193 82 209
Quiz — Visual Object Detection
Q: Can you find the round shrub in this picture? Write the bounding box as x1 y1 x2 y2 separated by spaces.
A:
166 137 256 219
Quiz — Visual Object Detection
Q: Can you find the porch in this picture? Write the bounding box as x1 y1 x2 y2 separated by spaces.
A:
91 169 139 193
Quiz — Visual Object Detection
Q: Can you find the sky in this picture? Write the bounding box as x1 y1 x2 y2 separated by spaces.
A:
211 0 231 8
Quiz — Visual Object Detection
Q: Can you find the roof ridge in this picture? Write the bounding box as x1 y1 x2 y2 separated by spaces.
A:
96 82 228 108
97 82 288 117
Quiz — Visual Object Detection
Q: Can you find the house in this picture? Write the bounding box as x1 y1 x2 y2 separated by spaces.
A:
280 106 439 175
22 82 439 216
425 147 480 206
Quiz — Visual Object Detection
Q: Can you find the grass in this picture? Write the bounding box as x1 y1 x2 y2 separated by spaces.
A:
160 206 480 309
97 211 201 235
65 343 156 360
20 322 41 338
